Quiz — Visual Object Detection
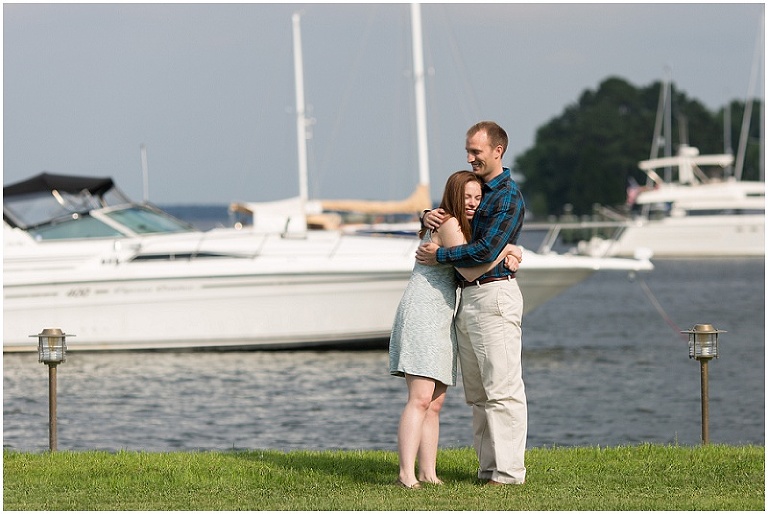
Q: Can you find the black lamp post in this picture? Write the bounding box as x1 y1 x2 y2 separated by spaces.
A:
32 328 71 452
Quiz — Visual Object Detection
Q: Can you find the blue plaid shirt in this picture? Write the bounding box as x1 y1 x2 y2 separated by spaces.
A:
436 168 525 279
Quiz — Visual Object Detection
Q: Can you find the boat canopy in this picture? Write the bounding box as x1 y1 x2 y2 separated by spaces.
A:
2 172 193 241
4 172 135 230
4 172 117 197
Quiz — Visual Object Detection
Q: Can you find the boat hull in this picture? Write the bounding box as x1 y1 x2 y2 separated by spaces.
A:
5 271 414 351
4 211 653 352
3 263 606 352
606 214 764 257
4 246 643 351
3 229 417 351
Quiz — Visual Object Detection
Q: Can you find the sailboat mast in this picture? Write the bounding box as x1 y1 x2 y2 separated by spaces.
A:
664 72 673 182
410 3 430 190
292 12 309 202
649 73 668 161
648 69 671 185
724 102 733 178
735 15 763 182
140 143 149 203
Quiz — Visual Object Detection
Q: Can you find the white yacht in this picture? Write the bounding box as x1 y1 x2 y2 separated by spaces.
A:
578 145 765 258
3 172 653 352
3 7 654 352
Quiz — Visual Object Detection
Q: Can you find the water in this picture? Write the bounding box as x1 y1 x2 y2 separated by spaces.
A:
4 259 764 452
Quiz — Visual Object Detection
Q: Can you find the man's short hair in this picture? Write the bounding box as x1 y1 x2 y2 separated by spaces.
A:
467 121 508 157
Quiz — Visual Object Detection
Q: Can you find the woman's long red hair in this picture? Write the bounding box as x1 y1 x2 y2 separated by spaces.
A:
419 170 480 241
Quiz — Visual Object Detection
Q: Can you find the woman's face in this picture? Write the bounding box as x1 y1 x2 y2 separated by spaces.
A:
464 181 482 221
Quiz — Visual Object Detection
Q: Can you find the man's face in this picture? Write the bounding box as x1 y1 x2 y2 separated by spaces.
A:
465 130 502 182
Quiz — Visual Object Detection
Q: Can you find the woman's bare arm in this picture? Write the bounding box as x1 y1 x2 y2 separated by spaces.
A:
456 244 521 282
434 219 522 283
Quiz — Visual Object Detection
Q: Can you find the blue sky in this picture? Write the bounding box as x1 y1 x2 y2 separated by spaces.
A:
3 2 764 205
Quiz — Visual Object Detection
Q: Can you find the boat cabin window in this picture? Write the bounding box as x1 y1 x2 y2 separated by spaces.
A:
14 205 194 240
687 208 765 216
29 215 123 240
103 206 194 234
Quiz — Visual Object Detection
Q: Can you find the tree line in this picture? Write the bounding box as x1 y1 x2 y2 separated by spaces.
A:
514 76 763 217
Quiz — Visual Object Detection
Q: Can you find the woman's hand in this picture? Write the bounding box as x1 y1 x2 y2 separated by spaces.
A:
503 245 523 272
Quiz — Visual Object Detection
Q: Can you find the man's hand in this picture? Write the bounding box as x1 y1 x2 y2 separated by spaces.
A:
415 242 439 266
423 208 447 230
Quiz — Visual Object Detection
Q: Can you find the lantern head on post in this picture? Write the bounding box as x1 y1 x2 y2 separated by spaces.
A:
682 324 725 360
32 328 70 364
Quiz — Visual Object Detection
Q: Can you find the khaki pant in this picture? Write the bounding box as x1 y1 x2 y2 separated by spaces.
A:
456 278 527 484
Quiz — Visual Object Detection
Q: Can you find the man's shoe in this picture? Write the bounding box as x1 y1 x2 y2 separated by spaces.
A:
486 479 524 486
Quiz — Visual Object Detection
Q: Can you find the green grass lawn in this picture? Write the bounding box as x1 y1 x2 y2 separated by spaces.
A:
3 444 763 510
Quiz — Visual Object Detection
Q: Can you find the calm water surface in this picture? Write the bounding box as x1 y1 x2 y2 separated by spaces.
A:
4 259 764 452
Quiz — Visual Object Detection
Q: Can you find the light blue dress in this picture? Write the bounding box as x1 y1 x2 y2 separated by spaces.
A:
389 231 458 386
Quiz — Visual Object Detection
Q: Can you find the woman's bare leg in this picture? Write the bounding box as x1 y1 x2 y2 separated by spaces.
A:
397 374 439 487
417 382 447 483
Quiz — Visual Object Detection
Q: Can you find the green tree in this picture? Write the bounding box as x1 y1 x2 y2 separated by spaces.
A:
515 77 763 217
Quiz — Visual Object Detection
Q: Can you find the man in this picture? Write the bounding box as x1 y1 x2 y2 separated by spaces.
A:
415 121 527 485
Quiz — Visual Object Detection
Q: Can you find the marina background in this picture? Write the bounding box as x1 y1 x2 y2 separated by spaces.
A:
4 257 763 453
3 2 764 455
3 3 762 207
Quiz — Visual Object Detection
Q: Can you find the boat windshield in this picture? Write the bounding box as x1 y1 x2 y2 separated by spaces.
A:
103 206 194 235
18 205 195 241
29 214 124 240
4 173 196 240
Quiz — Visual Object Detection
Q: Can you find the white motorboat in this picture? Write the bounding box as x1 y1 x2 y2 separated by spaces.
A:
3 7 653 352
3 172 652 352
577 145 765 258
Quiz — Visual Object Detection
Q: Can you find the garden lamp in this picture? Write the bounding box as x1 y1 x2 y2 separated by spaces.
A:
681 323 725 445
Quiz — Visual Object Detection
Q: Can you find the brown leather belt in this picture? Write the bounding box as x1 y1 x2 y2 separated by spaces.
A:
459 274 515 289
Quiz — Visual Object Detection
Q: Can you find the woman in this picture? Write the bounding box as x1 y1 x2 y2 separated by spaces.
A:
389 170 521 488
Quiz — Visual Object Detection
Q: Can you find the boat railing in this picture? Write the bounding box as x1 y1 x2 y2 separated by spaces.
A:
523 219 631 255
523 203 632 255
